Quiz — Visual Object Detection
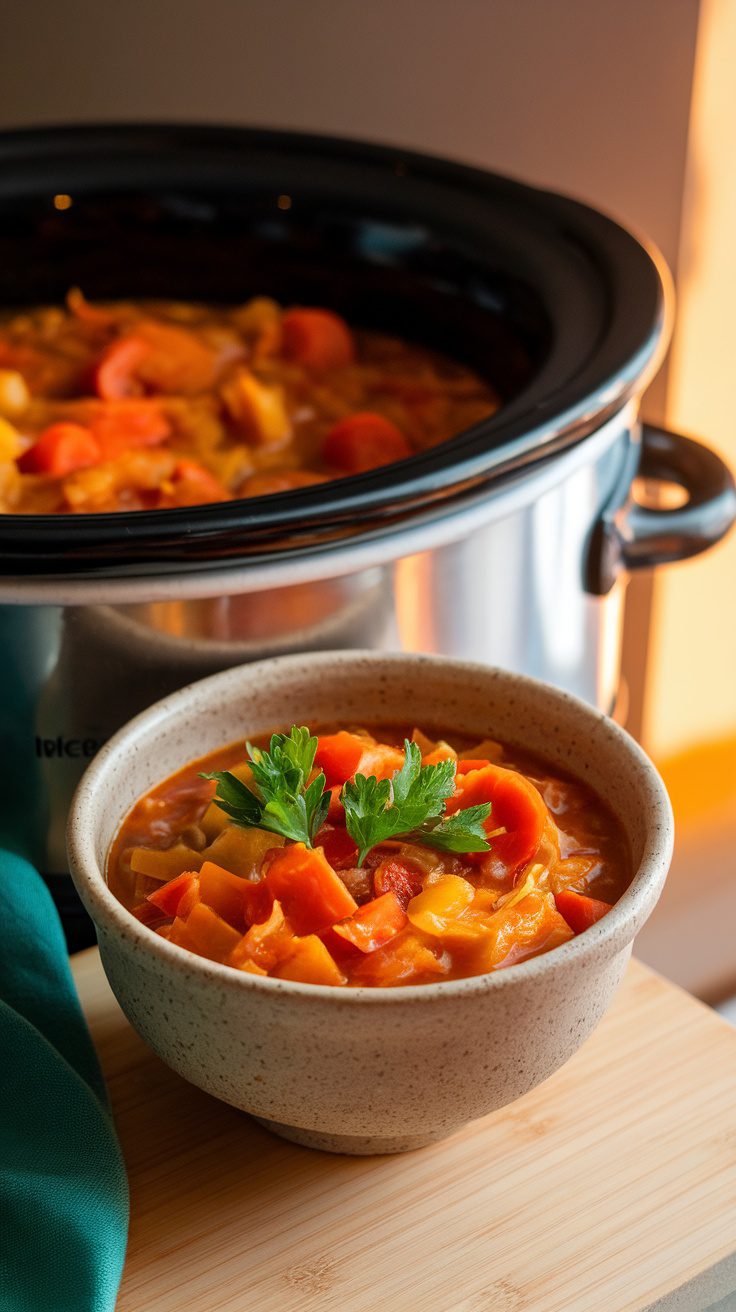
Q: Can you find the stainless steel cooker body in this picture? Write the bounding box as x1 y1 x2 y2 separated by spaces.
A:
3 400 733 882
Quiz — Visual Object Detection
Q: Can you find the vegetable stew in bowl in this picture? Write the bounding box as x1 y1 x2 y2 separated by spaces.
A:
0 292 498 513
109 722 630 987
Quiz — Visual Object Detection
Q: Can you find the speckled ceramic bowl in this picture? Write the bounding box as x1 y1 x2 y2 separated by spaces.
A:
67 652 673 1155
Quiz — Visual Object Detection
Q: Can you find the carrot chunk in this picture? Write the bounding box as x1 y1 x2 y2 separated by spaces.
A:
273 935 347 985
314 731 366 786
265 842 358 935
554 889 613 934
333 892 407 953
323 412 412 473
281 307 355 370
184 902 243 962
197 860 248 929
18 422 100 476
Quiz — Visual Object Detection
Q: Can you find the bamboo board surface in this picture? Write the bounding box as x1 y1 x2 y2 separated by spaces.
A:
72 949 736 1312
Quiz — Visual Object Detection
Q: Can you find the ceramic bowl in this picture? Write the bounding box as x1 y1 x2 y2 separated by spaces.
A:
67 652 673 1155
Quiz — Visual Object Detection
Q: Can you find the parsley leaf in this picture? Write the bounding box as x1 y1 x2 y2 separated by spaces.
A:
201 726 329 848
341 739 492 864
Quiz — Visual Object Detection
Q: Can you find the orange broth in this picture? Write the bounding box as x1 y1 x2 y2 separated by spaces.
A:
107 723 630 987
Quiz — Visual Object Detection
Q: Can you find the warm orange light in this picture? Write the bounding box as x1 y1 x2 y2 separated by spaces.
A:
53 193 73 211
277 194 292 210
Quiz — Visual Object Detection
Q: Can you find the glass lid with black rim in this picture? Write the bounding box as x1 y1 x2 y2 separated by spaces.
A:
0 123 668 577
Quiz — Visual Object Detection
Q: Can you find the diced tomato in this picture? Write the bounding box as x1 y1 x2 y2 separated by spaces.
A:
372 857 424 909
446 763 548 876
315 824 359 870
90 399 171 459
333 892 407 954
281 308 355 370
158 458 232 508
554 889 613 934
323 412 412 474
314 731 366 787
147 871 200 919
17 422 100 476
265 842 358 935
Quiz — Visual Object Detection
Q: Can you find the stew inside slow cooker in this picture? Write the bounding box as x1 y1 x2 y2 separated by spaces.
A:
0 292 498 514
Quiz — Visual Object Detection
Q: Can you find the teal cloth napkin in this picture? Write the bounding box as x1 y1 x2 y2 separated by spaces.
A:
0 851 128 1312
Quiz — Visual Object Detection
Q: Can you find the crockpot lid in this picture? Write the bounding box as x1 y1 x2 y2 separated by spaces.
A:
0 124 669 577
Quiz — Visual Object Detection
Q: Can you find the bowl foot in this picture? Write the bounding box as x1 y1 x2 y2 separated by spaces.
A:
251 1115 456 1155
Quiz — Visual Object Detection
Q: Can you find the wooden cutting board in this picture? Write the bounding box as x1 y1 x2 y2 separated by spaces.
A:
72 950 736 1312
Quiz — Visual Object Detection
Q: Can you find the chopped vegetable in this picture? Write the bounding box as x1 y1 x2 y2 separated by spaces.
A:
323 412 412 473
18 422 100 476
281 307 355 370
265 843 358 935
333 892 407 953
554 889 613 933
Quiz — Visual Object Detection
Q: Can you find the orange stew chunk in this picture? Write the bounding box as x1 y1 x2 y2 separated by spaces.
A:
323 412 412 473
554 889 613 933
281 307 355 370
108 720 630 987
2 293 498 514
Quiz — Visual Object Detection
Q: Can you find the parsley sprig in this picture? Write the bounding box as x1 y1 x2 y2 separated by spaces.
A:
341 741 490 864
203 729 492 865
201 726 330 848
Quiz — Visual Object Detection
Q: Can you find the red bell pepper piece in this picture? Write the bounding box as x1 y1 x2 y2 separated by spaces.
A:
333 892 407 953
554 889 613 934
18 422 100 476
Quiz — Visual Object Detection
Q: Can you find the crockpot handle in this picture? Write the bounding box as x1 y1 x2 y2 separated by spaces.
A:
586 424 736 595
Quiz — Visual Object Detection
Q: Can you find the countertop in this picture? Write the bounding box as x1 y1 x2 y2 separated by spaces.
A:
72 950 736 1312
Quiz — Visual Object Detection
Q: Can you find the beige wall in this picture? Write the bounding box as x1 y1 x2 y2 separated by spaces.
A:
2 0 699 279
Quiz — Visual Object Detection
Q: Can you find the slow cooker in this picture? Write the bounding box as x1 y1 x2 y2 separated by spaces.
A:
0 124 733 946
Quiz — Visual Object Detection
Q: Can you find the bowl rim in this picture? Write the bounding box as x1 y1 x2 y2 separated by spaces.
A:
67 650 674 1004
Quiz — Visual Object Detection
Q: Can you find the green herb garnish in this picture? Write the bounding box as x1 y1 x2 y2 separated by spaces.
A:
341 740 491 864
203 729 492 865
201 726 330 848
